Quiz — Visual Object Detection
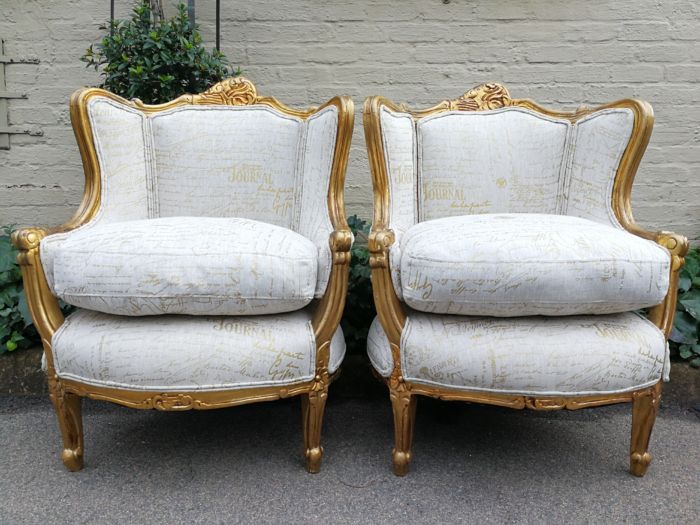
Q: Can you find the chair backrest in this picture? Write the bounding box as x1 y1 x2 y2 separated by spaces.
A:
73 78 343 231
366 83 653 236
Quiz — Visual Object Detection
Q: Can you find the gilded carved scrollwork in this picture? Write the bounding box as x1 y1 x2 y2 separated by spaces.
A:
449 82 512 111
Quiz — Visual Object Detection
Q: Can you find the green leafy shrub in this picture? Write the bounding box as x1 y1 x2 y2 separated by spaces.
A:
670 247 700 367
81 1 235 104
0 226 39 353
341 216 376 355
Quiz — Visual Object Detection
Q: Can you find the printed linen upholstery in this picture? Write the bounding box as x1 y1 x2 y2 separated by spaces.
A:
53 308 346 391
397 213 670 317
78 96 338 298
367 311 667 396
379 105 635 228
41 217 318 316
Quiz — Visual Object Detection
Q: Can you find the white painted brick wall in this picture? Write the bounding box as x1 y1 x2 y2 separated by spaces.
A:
0 0 698 243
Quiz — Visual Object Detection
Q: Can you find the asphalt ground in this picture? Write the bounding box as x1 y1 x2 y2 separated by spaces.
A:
0 390 698 524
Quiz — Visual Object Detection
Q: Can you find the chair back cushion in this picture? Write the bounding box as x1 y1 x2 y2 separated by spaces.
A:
380 104 636 229
151 106 304 226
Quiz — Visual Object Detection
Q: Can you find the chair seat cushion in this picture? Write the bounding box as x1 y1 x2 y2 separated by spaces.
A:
397 213 670 316
53 308 345 391
367 312 667 396
41 217 318 316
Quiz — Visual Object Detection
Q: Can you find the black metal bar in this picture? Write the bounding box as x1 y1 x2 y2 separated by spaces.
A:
110 0 115 36
188 0 195 30
216 0 221 51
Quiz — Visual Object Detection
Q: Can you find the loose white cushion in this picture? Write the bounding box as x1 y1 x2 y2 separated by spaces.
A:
398 213 670 316
367 312 667 396
41 217 317 316
53 308 345 391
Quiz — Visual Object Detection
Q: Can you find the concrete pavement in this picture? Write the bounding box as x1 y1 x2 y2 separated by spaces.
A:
1 390 698 524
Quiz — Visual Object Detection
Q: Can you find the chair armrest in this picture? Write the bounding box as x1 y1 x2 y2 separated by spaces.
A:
620 222 689 337
311 229 353 362
368 227 406 347
10 227 65 372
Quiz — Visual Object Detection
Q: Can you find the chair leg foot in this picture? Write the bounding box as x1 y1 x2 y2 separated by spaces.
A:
301 385 328 474
390 385 416 477
50 379 84 472
630 383 661 477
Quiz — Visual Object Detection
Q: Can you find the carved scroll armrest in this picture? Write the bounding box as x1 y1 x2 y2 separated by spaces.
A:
368 228 406 346
10 227 65 358
622 223 689 337
311 229 353 347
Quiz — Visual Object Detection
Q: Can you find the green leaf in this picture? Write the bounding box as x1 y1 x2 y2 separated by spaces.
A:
679 289 700 319
6 340 17 352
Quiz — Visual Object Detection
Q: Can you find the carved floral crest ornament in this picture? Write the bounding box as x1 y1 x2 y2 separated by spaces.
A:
11 77 354 473
363 83 688 477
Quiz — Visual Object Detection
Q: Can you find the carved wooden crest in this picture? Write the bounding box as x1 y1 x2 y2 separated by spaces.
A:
449 82 512 111
192 77 259 106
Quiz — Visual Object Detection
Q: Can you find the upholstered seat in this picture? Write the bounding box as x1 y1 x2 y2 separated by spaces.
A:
368 312 667 396
42 217 319 316
397 213 670 317
54 309 345 391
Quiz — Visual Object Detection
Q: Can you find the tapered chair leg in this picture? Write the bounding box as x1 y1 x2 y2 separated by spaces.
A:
630 383 661 477
301 384 328 473
390 386 417 476
49 380 84 472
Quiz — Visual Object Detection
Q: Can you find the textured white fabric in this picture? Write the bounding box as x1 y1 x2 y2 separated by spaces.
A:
87 98 152 222
42 217 318 316
367 311 666 396
296 106 338 297
151 106 304 227
380 105 636 230
565 109 634 226
399 214 670 316
417 108 569 221
52 308 345 391
379 107 417 301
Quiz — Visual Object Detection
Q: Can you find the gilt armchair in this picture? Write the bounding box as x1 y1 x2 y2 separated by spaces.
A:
364 84 688 477
12 77 354 472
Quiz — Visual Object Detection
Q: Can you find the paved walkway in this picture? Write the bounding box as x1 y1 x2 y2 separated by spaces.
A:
0 393 698 524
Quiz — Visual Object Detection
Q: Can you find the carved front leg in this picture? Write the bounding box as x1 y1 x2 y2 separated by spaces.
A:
389 378 417 476
630 382 661 477
301 375 329 473
49 376 84 471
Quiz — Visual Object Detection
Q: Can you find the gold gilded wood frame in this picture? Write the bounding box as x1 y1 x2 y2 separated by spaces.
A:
11 77 354 473
364 83 688 477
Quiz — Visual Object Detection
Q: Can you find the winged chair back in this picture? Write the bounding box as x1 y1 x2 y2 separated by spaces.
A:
365 83 653 234
70 77 353 299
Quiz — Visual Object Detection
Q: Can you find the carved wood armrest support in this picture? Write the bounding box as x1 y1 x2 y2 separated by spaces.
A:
368 228 406 355
10 227 64 371
311 229 353 374
625 226 689 337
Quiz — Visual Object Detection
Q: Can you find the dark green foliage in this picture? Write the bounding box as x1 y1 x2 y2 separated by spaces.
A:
0 226 38 353
670 247 700 367
81 1 235 104
341 216 376 355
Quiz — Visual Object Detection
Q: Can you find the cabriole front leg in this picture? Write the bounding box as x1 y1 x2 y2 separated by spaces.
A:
630 382 661 477
301 378 328 473
389 380 417 476
49 377 84 471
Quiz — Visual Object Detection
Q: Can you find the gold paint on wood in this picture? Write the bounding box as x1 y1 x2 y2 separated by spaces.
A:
11 77 352 473
364 83 687 478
